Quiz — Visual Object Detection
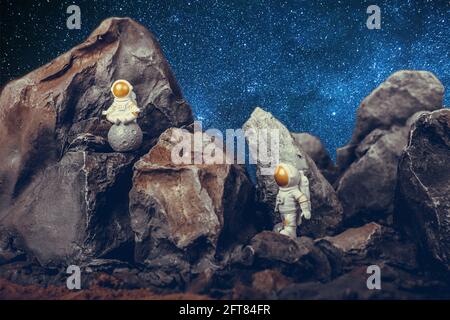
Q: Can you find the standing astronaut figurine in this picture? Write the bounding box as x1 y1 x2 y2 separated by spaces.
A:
273 163 311 238
103 79 143 152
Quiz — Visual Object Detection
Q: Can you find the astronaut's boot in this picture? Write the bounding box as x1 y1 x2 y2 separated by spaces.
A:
280 212 297 238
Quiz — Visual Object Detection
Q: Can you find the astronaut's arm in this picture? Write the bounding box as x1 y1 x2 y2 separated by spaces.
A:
275 193 282 213
102 104 117 116
296 193 311 220
128 102 141 117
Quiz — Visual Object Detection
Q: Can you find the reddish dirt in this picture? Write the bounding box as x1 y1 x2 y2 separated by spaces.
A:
0 277 209 300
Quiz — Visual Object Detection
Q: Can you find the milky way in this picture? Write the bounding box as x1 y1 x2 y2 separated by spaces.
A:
1 0 448 158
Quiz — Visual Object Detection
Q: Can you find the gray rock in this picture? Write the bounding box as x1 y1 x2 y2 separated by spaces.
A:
335 70 444 224
66 133 111 152
292 132 337 183
0 151 134 265
248 231 332 282
336 124 410 222
395 109 450 270
242 107 343 237
337 70 444 171
107 123 143 152
0 17 193 212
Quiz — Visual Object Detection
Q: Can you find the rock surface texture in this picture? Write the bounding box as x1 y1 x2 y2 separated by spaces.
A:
129 128 257 282
395 109 450 270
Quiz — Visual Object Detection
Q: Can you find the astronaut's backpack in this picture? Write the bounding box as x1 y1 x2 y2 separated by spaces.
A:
299 170 311 212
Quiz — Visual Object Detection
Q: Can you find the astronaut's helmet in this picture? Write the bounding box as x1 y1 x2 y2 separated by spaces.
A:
111 79 133 99
274 163 300 188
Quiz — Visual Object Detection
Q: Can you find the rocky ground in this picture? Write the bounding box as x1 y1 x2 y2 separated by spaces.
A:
0 18 449 300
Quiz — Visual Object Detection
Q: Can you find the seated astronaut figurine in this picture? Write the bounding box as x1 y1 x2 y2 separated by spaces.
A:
102 79 141 124
102 79 143 152
273 163 311 238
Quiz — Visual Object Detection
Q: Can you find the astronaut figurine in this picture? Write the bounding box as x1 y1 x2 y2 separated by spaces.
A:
103 79 141 124
103 79 143 152
273 163 311 238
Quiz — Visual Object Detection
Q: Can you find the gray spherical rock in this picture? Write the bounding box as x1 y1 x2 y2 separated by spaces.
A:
107 123 143 152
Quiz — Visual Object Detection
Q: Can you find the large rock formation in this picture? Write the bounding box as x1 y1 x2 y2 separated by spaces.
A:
1 152 134 265
395 109 450 270
243 107 343 237
292 132 337 183
129 127 257 282
247 231 332 282
336 71 444 224
0 18 194 265
337 70 444 170
0 17 193 212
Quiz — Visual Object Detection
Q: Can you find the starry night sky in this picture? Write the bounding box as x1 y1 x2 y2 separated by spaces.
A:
1 0 449 159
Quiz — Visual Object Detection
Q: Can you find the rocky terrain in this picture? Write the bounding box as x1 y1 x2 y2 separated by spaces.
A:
0 18 449 300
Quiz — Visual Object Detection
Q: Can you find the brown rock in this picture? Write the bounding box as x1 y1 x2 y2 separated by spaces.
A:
318 222 384 261
315 221 419 273
129 128 257 279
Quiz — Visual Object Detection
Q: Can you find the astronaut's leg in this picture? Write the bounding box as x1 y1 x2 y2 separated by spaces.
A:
280 211 297 238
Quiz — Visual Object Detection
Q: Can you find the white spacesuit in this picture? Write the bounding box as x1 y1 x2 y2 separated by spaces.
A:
102 79 141 124
274 163 311 238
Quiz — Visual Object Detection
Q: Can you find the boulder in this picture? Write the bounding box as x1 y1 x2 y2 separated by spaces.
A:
316 222 384 264
292 132 338 183
242 107 343 237
335 71 444 224
336 124 410 223
0 151 135 265
395 109 450 270
128 127 257 281
337 70 444 171
316 222 419 273
247 231 331 282
0 17 193 212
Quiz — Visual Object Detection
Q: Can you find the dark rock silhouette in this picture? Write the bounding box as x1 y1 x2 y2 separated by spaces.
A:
395 109 450 271
336 70 444 171
335 71 444 224
1 152 134 265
